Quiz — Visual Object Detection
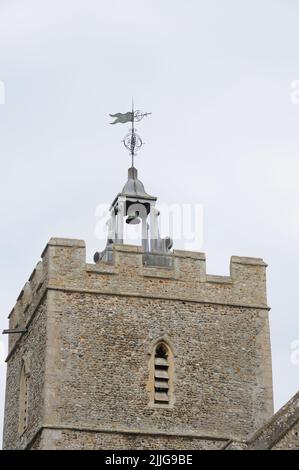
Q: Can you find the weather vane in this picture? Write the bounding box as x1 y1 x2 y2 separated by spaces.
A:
109 100 151 167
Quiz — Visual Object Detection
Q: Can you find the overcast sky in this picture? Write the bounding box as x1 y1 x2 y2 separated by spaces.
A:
0 0 299 446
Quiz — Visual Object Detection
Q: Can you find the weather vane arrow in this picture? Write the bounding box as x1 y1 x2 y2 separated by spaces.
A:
109 100 151 167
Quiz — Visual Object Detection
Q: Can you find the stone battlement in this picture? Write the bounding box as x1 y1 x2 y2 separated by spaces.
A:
7 237 268 354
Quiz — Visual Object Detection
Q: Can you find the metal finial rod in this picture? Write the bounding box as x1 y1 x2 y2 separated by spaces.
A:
131 98 135 167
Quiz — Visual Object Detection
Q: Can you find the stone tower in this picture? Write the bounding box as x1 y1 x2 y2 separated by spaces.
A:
2 166 273 450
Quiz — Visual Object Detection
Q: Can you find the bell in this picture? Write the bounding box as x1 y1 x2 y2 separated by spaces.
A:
126 214 141 225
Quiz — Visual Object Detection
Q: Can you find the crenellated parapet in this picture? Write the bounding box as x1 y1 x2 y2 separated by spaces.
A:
7 260 46 352
43 238 268 306
6 237 268 356
8 239 267 336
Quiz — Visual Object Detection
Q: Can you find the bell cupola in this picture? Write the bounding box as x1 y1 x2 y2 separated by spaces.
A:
94 103 173 264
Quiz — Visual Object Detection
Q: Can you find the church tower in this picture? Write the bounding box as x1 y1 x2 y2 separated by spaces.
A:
2 108 273 450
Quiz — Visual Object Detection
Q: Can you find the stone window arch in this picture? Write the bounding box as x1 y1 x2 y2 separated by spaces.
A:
18 357 30 436
147 339 175 407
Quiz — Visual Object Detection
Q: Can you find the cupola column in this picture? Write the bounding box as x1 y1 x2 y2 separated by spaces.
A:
116 198 126 243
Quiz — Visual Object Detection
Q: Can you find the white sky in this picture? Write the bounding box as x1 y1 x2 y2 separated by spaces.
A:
0 0 299 446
